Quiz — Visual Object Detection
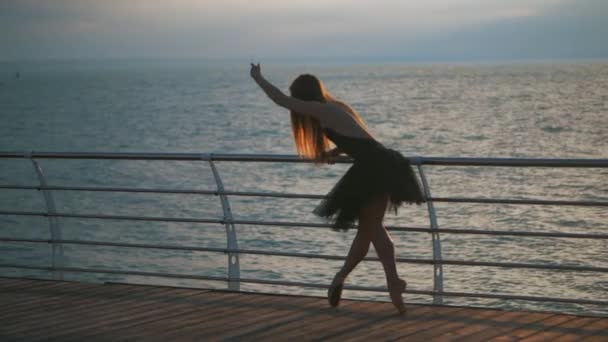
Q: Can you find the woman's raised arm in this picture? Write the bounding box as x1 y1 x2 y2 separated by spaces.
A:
250 63 338 121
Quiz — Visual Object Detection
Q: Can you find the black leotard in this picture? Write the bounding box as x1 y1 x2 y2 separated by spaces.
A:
314 127 425 231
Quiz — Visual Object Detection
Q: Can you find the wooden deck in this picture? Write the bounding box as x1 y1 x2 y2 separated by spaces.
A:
0 277 606 341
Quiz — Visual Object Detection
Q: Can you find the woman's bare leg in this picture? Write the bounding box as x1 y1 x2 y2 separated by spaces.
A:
338 194 393 279
329 203 377 307
362 195 407 313
329 195 405 312
335 225 371 280
328 216 372 307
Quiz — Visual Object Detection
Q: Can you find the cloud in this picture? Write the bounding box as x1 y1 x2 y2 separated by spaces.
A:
0 0 606 61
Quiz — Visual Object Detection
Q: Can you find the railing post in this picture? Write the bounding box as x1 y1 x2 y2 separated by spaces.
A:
207 155 240 291
417 164 443 304
27 153 64 280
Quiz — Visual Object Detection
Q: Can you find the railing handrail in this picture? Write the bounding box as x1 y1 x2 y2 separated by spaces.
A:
1 151 608 167
1 150 607 314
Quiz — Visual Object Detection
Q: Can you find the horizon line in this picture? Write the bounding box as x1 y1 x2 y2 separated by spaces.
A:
2 56 608 65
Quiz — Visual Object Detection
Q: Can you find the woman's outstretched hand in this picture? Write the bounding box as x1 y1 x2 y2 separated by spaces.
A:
250 63 262 81
249 62 292 110
321 152 336 164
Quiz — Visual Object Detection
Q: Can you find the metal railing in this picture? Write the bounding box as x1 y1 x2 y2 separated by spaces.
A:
0 151 607 308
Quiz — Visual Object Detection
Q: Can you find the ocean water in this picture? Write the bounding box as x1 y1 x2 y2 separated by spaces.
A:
0 60 607 315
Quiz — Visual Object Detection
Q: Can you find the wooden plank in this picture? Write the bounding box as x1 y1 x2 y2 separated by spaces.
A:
0 277 41 288
273 298 368 330
214 296 328 341
1 282 156 321
27 286 173 335
456 310 539 341
322 304 437 341
0 284 120 340
491 313 575 341
5 278 78 292
59 290 232 341
250 299 380 341
289 299 398 340
298 300 389 338
41 287 216 340
403 307 507 340
200 295 336 341
127 292 296 341
234 298 364 341
169 293 328 341
461 310 522 331
0 287 117 325
0 278 76 295
1 280 127 308
140 300 266 336
227 298 326 339
125 292 274 335
486 312 557 341
0 277 53 288
392 307 496 340
198 294 315 333
0 284 70 313
0 281 104 320
104 282 212 298
2 285 169 338
349 306 468 341
57 290 243 340
440 315 573 340
522 317 603 342
551 318 603 342
579 319 608 341
106 292 262 339
6 283 186 338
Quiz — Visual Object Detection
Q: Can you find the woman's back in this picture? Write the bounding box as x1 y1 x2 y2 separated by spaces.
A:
322 127 380 160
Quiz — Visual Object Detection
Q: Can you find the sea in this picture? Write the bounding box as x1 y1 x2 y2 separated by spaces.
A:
0 60 607 316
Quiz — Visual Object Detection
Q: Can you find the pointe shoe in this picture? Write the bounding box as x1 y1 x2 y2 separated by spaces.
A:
328 273 345 307
388 278 407 314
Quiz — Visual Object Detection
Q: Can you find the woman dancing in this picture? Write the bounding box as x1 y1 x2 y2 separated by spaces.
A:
250 63 425 314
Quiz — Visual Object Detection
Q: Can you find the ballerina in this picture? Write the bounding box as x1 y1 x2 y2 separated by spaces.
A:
250 63 425 314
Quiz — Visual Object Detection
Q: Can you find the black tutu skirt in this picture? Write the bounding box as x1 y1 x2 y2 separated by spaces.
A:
313 146 426 231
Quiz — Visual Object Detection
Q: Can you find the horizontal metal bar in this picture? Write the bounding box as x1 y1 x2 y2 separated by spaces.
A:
0 236 352 260
1 151 607 167
1 237 606 272
0 210 225 224
0 152 211 161
421 290 608 306
0 237 230 253
429 228 608 239
1 266 606 306
3 185 607 207
1 210 606 240
420 157 608 168
0 185 326 199
0 264 228 282
435 259 608 272
234 278 608 306
0 185 219 196
0 152 323 163
433 197 608 207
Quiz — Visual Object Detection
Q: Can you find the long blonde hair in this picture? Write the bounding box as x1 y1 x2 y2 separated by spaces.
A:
289 74 368 162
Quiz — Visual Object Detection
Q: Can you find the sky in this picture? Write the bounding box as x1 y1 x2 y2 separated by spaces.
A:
1 0 607 62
